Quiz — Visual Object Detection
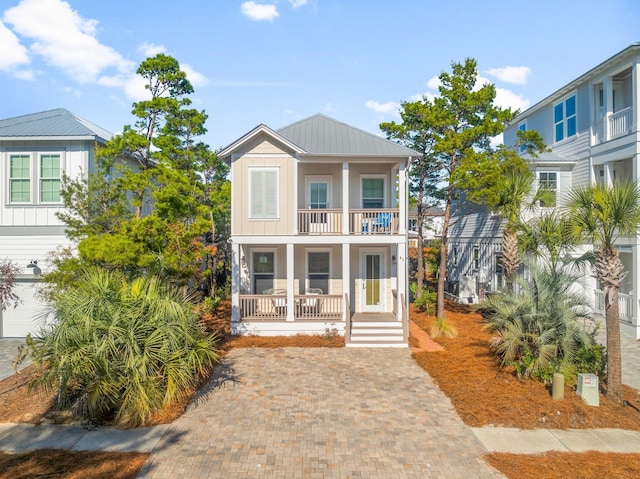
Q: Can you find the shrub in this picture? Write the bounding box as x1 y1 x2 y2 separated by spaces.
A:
24 267 219 427
414 289 436 314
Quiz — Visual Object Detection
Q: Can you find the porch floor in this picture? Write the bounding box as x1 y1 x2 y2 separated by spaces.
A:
351 312 397 322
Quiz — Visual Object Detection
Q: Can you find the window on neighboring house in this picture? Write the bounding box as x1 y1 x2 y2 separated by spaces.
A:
362 177 384 208
249 168 278 219
554 94 577 142
518 121 527 152
9 154 31 203
252 251 275 294
307 251 330 293
538 171 557 207
473 245 479 270
40 154 61 203
453 246 458 266
495 255 504 291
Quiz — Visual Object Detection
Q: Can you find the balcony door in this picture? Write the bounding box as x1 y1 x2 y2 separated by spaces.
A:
360 249 385 312
306 176 332 232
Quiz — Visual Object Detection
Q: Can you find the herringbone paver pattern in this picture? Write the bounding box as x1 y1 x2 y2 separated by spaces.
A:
138 348 504 478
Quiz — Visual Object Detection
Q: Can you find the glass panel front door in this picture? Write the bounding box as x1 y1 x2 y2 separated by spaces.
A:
362 252 384 311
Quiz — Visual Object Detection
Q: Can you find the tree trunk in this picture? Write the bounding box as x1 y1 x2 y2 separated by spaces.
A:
436 198 453 320
605 288 623 405
501 229 520 293
416 215 425 298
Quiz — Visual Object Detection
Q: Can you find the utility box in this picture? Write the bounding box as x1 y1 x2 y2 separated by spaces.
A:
577 373 599 406
459 275 477 303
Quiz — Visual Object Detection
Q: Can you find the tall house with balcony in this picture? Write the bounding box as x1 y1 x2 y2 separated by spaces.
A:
0 109 113 337
219 114 419 346
449 44 640 339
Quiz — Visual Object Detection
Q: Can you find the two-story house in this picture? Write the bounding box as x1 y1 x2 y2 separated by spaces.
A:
0 108 113 337
449 43 640 339
219 114 419 347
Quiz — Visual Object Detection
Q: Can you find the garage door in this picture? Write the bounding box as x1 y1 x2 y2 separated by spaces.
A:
1 282 51 338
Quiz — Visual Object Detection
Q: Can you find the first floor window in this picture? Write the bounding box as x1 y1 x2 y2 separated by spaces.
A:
40 154 61 202
250 168 278 219
307 251 330 293
453 246 458 266
253 252 274 294
538 172 557 207
9 154 31 203
473 245 479 270
495 256 504 290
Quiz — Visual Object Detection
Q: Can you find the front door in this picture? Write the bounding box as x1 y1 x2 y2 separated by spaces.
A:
361 251 384 312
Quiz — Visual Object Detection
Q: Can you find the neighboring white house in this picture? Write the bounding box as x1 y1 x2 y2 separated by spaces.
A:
408 206 444 247
218 114 420 346
448 43 640 339
0 108 113 337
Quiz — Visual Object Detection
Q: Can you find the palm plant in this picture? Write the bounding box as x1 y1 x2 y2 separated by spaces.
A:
482 259 594 379
26 267 219 427
567 180 640 405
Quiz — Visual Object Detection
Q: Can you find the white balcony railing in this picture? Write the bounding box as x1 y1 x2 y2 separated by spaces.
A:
350 209 399 235
609 107 633 139
298 209 342 234
239 293 343 321
594 289 633 323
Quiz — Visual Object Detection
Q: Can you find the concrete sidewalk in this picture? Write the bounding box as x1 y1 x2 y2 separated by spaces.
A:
473 426 640 454
0 423 169 453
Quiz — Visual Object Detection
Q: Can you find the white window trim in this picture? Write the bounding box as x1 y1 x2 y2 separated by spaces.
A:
537 169 559 208
553 92 577 144
360 174 387 208
250 248 277 294
305 175 333 209
5 151 65 206
305 248 331 293
248 167 279 220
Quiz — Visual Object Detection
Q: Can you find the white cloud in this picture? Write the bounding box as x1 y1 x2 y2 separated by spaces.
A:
426 76 441 90
0 20 29 70
241 2 279 21
182 63 207 87
494 87 530 112
138 42 167 58
289 0 308 7
13 69 35 80
485 66 531 85
3 0 134 83
323 102 340 113
365 100 399 114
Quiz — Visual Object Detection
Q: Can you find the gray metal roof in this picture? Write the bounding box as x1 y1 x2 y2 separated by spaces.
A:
0 108 113 142
277 114 421 157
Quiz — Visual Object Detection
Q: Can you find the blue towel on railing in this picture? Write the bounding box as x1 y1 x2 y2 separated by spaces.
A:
376 212 392 232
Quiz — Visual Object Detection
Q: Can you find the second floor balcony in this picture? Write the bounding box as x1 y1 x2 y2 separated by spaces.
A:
592 106 635 144
297 208 400 235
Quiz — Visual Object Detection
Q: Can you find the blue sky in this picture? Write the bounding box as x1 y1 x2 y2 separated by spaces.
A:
2 0 639 150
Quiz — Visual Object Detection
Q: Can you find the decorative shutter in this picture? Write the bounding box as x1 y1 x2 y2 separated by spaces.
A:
250 168 278 218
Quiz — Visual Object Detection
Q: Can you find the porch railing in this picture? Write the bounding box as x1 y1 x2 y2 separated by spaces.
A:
350 209 399 235
594 289 633 323
238 293 343 320
609 107 633 139
345 293 351 342
298 209 342 234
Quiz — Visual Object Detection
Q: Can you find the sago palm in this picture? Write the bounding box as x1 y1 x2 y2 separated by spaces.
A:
482 259 593 379
567 180 640 405
26 267 219 427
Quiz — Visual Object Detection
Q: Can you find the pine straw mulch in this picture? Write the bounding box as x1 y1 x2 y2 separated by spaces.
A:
411 300 640 479
410 301 640 430
0 449 148 479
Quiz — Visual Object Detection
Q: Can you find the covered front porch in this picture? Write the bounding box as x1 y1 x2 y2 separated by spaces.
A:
230 241 408 341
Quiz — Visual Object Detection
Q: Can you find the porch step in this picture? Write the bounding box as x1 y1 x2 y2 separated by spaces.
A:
347 322 407 348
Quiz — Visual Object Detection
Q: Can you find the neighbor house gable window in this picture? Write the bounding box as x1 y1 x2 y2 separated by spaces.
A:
9 154 31 203
538 171 557 207
554 94 577 142
249 167 279 219
40 154 61 203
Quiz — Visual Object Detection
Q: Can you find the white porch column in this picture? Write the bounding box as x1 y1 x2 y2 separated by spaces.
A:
633 245 640 335
342 242 350 321
632 57 639 140
231 242 240 322
397 241 407 321
342 161 350 234
399 159 408 234
287 243 295 321
604 75 613 140
293 157 299 234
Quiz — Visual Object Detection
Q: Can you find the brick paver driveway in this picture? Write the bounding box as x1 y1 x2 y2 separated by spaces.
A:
138 348 504 478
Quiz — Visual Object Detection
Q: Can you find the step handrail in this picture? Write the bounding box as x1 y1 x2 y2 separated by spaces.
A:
345 293 351 343
401 293 409 343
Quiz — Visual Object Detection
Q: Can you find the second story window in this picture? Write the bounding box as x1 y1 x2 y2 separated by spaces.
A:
249 167 278 219
9 154 31 203
40 154 61 203
554 94 577 142
362 177 384 208
538 171 557 207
